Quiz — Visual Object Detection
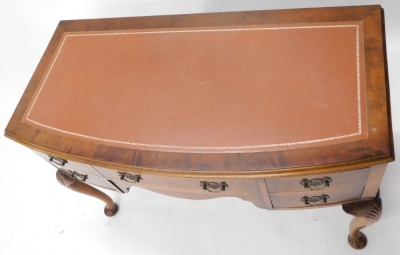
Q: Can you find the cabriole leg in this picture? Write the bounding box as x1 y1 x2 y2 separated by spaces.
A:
342 190 382 249
56 169 118 216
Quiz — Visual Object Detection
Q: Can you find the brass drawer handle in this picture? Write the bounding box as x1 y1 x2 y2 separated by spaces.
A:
118 172 142 183
300 177 332 190
49 156 68 166
301 195 330 206
69 170 88 182
200 181 228 193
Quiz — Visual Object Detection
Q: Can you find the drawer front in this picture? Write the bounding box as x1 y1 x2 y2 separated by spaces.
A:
62 168 113 190
107 180 265 208
56 160 96 175
34 151 96 175
92 166 259 194
109 178 264 209
265 168 370 193
269 186 364 208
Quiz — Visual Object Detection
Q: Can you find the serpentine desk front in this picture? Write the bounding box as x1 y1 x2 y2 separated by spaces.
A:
5 5 394 250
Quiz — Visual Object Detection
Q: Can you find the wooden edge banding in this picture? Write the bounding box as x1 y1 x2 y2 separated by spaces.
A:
57 5 381 32
6 133 394 179
380 8 396 161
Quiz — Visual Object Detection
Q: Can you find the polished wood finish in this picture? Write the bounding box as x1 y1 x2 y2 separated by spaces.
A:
35 149 96 175
56 169 118 216
93 165 260 193
4 5 394 251
128 185 266 209
4 5 393 178
256 179 273 209
269 186 364 208
265 168 370 193
343 191 382 249
362 164 387 198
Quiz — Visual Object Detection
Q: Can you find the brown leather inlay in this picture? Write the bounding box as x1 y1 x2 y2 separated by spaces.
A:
23 22 367 153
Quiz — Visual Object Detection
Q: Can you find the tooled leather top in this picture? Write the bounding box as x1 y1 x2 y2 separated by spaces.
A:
22 21 367 153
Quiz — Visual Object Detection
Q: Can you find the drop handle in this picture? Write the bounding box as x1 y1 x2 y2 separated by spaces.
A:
118 172 142 183
49 156 68 166
300 177 332 190
199 181 228 192
301 195 330 206
68 170 88 182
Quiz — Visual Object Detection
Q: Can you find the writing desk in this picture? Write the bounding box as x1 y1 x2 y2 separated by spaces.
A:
5 5 394 249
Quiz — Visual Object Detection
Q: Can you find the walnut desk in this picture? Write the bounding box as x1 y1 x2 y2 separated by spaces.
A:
5 5 394 250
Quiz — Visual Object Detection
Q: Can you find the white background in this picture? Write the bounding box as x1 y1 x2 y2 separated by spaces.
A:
1 1 399 254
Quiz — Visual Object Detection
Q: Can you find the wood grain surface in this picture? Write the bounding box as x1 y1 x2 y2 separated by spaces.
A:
4 5 394 177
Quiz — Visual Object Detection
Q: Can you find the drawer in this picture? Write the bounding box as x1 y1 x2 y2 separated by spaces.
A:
92 166 259 194
107 179 265 208
109 178 261 202
34 151 96 175
265 168 370 193
269 186 364 208
62 168 115 190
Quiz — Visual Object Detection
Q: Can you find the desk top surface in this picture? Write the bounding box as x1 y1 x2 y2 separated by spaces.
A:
5 5 394 175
